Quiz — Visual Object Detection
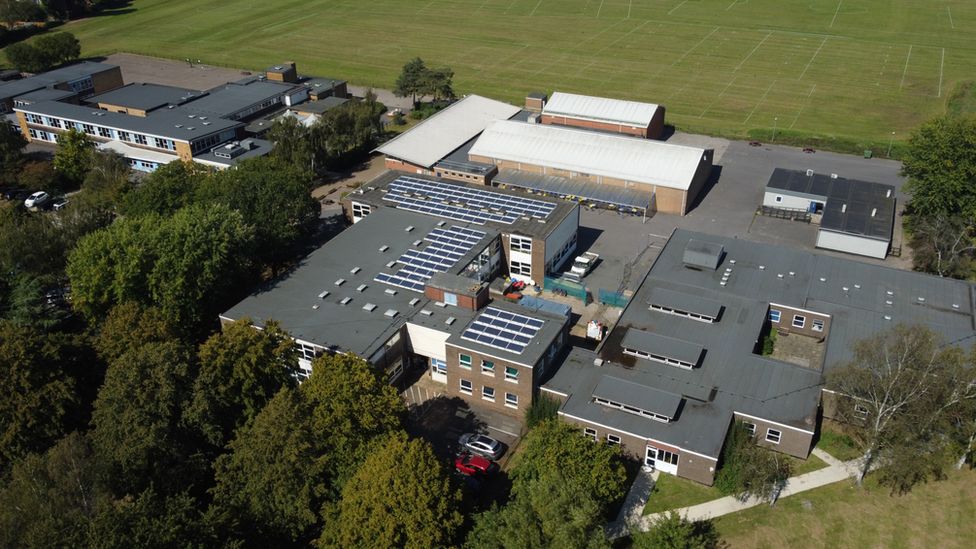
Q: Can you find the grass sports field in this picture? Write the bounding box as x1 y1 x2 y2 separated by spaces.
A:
12 1 976 146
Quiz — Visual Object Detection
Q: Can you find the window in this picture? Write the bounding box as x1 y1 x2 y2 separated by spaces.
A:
459 379 472 395
505 392 518 408
656 449 679 465
430 358 447 376
768 309 781 323
134 134 148 145
351 202 371 221
481 360 494 376
744 422 757 437
482 386 495 401
118 131 131 142
774 195 783 203
607 434 621 445
792 314 805 329
812 319 824 332
459 354 472 369
510 235 532 253
45 117 62 129
27 113 44 124
443 292 458 306
584 427 597 441
593 396 672 423
505 366 519 382
510 260 531 276
295 341 321 361
765 428 782 444
97 127 112 138
854 403 869 419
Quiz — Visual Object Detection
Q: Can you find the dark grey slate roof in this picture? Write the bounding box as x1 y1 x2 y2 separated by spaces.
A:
620 329 704 367
0 61 117 101
88 83 203 112
592 376 683 418
648 287 723 319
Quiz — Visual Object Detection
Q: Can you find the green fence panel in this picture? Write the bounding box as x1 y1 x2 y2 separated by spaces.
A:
598 289 629 308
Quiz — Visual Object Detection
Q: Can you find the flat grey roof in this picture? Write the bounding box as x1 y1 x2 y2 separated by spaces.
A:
302 77 346 90
593 376 683 418
182 80 297 118
16 100 242 142
12 88 76 103
89 83 203 112
494 168 652 210
222 208 497 358
292 96 348 114
683 239 724 270
0 61 117 101
355 171 580 241
620 329 704 366
648 287 723 319
193 139 273 166
767 168 895 240
447 300 567 368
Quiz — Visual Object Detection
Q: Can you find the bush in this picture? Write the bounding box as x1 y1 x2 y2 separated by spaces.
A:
761 328 776 356
525 393 561 429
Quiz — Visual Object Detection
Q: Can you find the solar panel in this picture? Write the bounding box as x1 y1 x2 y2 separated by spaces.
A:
383 176 557 225
375 224 487 293
460 306 545 355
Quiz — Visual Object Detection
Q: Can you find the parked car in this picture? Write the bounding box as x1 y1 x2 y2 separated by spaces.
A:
458 433 506 460
2 188 28 201
24 191 51 209
749 141 762 147
455 452 498 477
803 147 816 154
51 197 69 211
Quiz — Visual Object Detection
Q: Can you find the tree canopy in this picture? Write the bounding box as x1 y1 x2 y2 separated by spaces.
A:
631 512 720 549
120 160 207 218
394 57 455 104
0 125 27 184
714 422 791 503
902 115 976 220
53 127 95 186
5 32 81 73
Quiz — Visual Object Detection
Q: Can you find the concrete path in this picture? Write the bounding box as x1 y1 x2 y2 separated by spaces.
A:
606 468 658 539
611 451 864 538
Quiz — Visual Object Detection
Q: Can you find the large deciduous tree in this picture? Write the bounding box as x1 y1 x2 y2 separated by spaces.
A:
0 125 27 184
393 57 428 105
907 215 976 279
321 433 463 548
120 160 207 217
53 127 95 186
631 511 720 549
902 115 976 220
714 422 792 504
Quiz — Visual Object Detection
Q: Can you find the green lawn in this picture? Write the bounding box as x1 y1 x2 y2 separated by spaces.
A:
790 452 828 476
713 469 976 548
6 0 976 147
816 422 864 462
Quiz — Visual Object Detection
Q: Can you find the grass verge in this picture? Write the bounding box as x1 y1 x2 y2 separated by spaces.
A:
816 422 863 462
643 473 722 515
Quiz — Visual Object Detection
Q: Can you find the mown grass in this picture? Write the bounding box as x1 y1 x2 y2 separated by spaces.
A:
643 473 723 515
713 468 976 548
3 0 974 148
816 422 864 462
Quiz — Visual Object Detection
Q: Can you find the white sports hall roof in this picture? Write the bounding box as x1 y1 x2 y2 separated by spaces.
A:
375 95 520 168
542 91 660 127
469 121 707 191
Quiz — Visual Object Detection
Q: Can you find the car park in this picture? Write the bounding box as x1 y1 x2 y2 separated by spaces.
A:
24 191 51 209
454 452 498 477
458 433 505 460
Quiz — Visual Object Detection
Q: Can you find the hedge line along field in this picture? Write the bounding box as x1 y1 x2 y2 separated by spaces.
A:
13 0 976 145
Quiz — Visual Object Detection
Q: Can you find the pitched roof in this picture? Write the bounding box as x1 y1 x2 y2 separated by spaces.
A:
543 91 660 127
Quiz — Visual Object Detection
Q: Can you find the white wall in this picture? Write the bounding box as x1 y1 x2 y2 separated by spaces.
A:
405 322 450 361
544 204 580 266
762 191 817 211
816 230 889 259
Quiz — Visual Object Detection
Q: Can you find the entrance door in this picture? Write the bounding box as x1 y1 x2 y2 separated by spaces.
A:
644 446 657 469
646 446 679 475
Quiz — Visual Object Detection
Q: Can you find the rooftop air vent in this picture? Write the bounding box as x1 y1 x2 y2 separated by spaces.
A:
409 298 420 306
819 277 827 282
384 309 398 318
356 284 367 292
379 245 389 252
318 290 330 299
759 265 766 270
886 189 892 198
420 309 433 316
386 261 397 268
312 304 319 310
843 286 849 292
884 315 892 321
871 208 877 217
413 240 423 246
437 221 446 227
777 273 784 279
952 304 960 309
362 303 376 312
789 271 795 277
841 204 847 213
385 289 397 295
886 290 894 296
593 358 604 367
830 173 838 179
175 124 183 128
335 278 345 286
350 267 361 274
340 297 352 305
405 226 414 232
435 302 447 308
806 169 814 176
917 297 925 302
445 317 456 325
854 284 861 289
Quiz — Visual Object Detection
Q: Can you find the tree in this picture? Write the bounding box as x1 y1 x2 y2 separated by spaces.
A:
53 127 95 186
509 419 627 509
210 387 329 545
0 125 27 184
34 32 81 66
631 512 720 549
87 488 211 548
83 149 131 206
908 215 976 278
120 160 207 217
4 41 46 72
186 318 298 448
0 322 83 467
466 470 609 549
525 392 561 429
93 302 178 362
0 433 109 549
827 324 974 488
67 203 255 330
0 1 47 25
902 115 976 220
301 353 406 491
89 340 200 495
714 422 791 504
393 57 429 105
18 159 61 191
268 115 317 172
424 66 455 101
321 433 463 548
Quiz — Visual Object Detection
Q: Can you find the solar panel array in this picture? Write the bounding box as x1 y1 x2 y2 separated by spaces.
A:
461 306 545 354
374 225 487 293
383 176 557 225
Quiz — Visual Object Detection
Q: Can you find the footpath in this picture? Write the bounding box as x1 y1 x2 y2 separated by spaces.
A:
607 448 863 539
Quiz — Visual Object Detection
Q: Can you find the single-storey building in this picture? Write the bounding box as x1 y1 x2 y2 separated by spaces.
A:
540 91 665 139
0 61 122 113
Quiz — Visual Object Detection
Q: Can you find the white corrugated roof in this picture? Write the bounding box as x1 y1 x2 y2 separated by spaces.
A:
375 95 520 168
469 121 707 191
543 91 660 127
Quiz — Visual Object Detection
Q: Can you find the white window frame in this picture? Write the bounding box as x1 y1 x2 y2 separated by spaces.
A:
482 385 495 402
430 358 447 376
854 403 869 419
583 427 597 441
769 309 781 323
443 292 458 306
481 360 494 376
505 392 518 408
459 354 472 369
607 434 621 446
792 314 805 329
812 319 824 332
505 366 519 383
765 428 782 444
459 379 472 395
510 260 531 277
510 235 532 253
744 422 757 437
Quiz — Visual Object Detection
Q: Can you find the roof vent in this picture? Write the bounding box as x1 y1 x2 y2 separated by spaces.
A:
386 261 397 268
318 290 330 299
777 273 784 279
729 259 736 265
335 278 346 286
340 297 352 305
405 226 414 232
886 189 892 198
188 114 196 118
437 221 446 227
385 289 397 296
435 302 447 308
819 277 827 282
806 169 814 176
885 300 893 306
842 286 849 292
379 245 389 252
886 290 894 296
420 309 433 316
871 208 877 217
854 284 861 289
884 315 892 321
759 265 765 270
409 298 421 306
830 173 838 179
202 121 211 126
917 296 925 302
350 267 361 274
789 271 795 277
362 303 376 312
384 309 398 318
312 304 319 310
175 124 183 128
841 204 847 213
357 284 367 292
593 358 604 367
445 316 456 325
413 239 423 246
952 303 960 309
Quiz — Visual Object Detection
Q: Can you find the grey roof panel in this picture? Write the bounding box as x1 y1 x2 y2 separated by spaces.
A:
648 287 723 319
0 61 117 101
620 329 704 366
592 376 682 418
89 83 203 111
494 168 652 210
682 239 724 270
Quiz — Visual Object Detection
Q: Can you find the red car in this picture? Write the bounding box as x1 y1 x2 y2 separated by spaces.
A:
455 452 498 477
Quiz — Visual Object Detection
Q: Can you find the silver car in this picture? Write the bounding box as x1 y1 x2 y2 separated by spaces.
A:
24 191 50 209
459 433 505 460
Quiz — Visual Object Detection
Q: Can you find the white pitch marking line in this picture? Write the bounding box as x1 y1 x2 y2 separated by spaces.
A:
790 84 817 129
735 31 773 71
743 80 776 124
900 44 912 89
798 36 828 80
829 1 843 29
668 0 687 16
938 47 945 97
698 75 738 118
596 0 604 18
947 7 955 29
417 0 436 14
726 0 738 11
672 26 720 67
628 0 633 19
529 0 544 17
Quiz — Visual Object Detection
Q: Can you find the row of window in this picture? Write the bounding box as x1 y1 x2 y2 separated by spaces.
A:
769 309 824 332
458 354 519 382
230 97 282 121
583 427 621 446
28 128 56 142
593 396 672 423
743 422 782 444
458 379 518 408
547 231 578 272
67 77 94 93
190 133 224 154
622 346 695 370
351 202 371 221
649 303 717 323
509 235 532 253
510 260 532 277
25 113 178 151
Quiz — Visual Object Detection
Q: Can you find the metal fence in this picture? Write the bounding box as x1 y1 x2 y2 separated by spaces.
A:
598 289 630 308
759 205 811 223
544 276 590 304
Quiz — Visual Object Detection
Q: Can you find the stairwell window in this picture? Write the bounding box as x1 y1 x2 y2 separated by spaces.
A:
765 428 782 444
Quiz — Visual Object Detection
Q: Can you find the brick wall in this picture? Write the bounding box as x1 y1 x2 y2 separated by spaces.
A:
385 156 430 175
541 113 648 138
445 343 534 419
733 413 815 459
768 303 831 341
